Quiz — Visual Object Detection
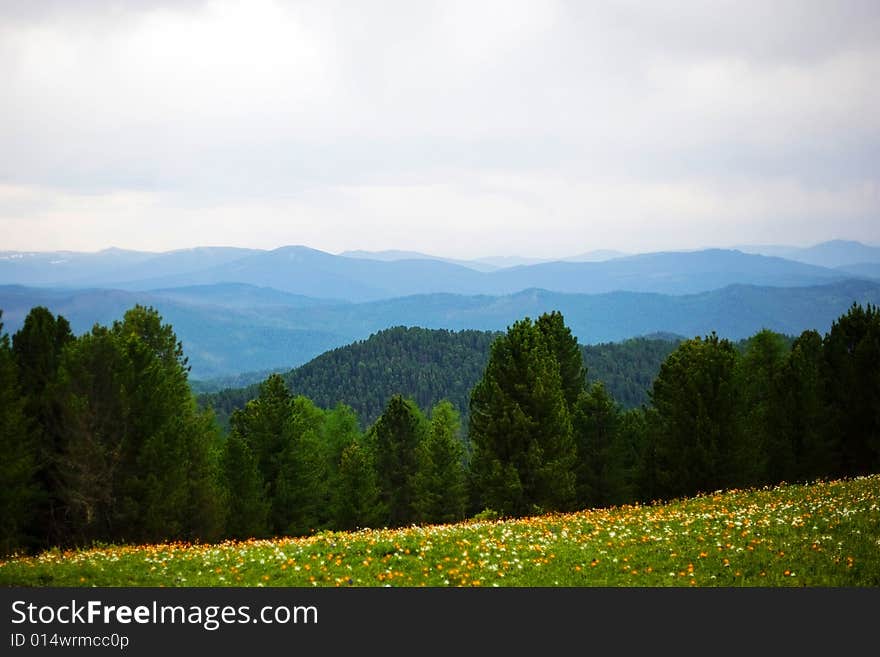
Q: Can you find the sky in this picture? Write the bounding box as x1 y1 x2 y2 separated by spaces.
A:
1 0 879 258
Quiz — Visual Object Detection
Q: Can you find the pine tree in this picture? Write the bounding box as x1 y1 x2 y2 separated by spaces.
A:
469 316 576 517
0 311 38 555
648 333 741 498
536 310 586 411
221 433 269 539
12 307 74 546
333 440 384 530
229 373 292 533
736 329 790 485
274 396 329 536
372 395 426 527
572 382 620 508
413 401 469 524
822 303 880 475
776 330 834 480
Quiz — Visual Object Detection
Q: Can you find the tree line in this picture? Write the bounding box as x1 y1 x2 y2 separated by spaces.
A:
1 303 878 555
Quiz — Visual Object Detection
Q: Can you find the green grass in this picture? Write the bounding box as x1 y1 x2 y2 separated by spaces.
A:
2 476 878 587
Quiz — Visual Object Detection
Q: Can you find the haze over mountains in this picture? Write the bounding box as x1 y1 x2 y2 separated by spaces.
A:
3 240 877 301
1 239 878 381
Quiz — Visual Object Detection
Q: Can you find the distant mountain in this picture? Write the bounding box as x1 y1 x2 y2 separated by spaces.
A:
1 245 853 300
0 246 265 288
562 249 629 262
790 240 880 268
0 248 156 286
471 255 549 268
147 283 336 309
91 246 263 287
737 240 880 268
836 262 880 279
339 249 499 272
5 278 878 381
485 249 844 296
0 284 354 379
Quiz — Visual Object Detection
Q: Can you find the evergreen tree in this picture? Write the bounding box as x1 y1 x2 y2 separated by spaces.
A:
56 326 126 543
0 311 38 555
736 329 790 485
57 306 224 545
372 395 426 527
536 311 586 411
821 303 880 475
333 440 384 530
413 401 469 524
648 333 742 498
776 330 835 480
12 306 74 546
572 382 620 508
229 373 292 532
274 396 329 536
469 316 576 517
221 433 269 539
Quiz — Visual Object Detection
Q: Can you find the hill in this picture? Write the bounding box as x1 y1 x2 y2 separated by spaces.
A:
200 327 680 429
2 475 876 587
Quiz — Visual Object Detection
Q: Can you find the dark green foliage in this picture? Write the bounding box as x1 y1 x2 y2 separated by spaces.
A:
221 434 270 539
199 329 679 434
53 306 225 545
572 382 621 508
647 333 743 498
283 326 493 428
736 329 791 484
333 440 385 530
229 374 292 531
469 316 577 516
372 395 427 527
0 312 38 555
2 297 879 552
582 338 680 408
274 397 330 536
413 401 469 524
56 326 128 543
777 330 834 480
537 311 586 410
12 307 74 546
821 303 880 475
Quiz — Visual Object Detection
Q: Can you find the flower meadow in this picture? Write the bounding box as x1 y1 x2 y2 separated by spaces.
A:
2 476 878 587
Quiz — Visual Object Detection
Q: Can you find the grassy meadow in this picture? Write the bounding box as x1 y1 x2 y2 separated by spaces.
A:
2 475 878 587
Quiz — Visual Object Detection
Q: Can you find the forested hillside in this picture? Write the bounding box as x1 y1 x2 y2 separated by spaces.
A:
201 328 681 429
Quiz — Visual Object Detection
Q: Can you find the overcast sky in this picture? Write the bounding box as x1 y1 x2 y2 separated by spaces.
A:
1 0 878 258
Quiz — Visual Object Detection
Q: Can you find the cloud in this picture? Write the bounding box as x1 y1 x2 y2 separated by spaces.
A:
0 0 878 255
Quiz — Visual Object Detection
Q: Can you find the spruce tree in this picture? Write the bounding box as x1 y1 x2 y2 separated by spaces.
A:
736 329 790 485
12 306 74 546
572 382 620 508
822 303 880 475
469 316 576 517
333 440 384 530
413 400 469 524
0 312 38 555
372 395 426 527
648 333 741 498
274 396 329 536
221 433 269 539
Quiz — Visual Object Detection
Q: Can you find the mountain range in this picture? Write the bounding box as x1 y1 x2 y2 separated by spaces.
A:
3 241 878 302
2 278 878 380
